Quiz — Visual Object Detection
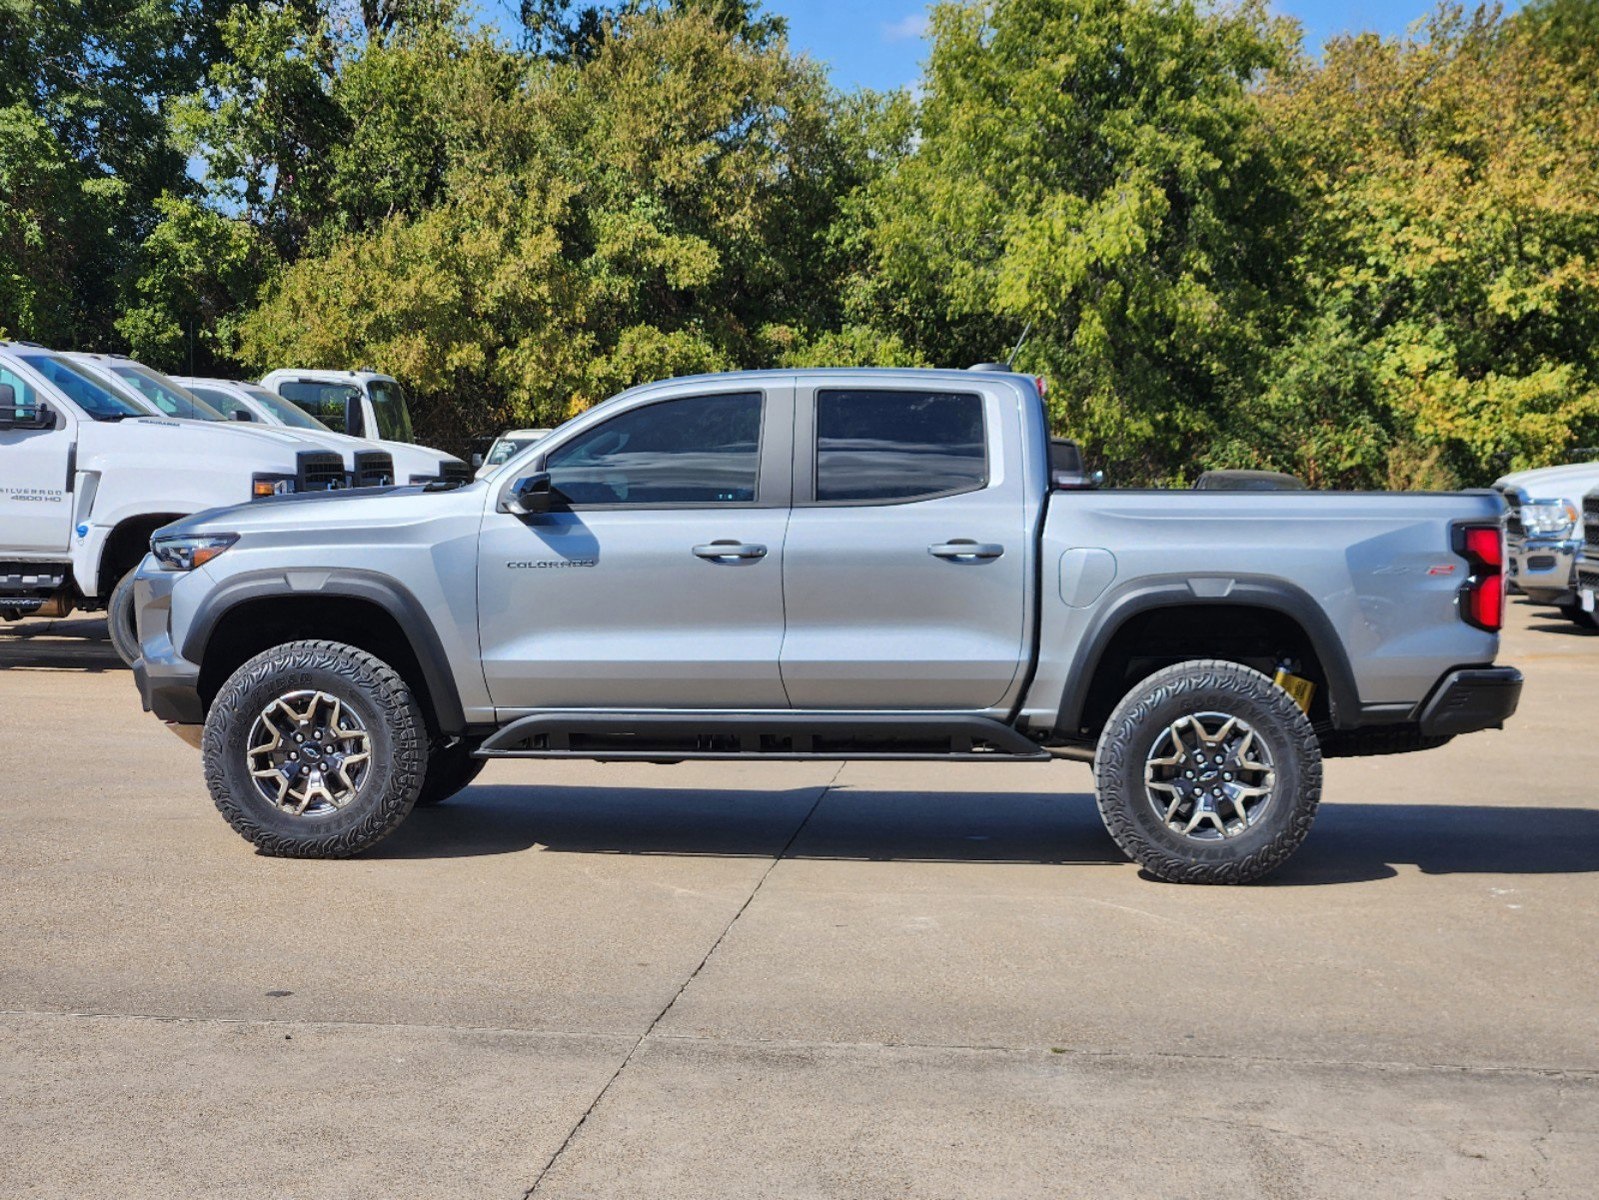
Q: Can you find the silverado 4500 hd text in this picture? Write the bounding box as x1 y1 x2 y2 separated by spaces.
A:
130 368 1522 883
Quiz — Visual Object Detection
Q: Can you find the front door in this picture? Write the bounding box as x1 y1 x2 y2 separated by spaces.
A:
477 385 794 711
779 383 1030 711
0 361 76 555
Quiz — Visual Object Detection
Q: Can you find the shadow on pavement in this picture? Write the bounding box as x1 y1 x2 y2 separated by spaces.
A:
0 618 124 672
380 784 1599 884
1526 621 1597 638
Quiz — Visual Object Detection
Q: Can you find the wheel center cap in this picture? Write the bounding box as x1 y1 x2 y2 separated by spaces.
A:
301 743 324 761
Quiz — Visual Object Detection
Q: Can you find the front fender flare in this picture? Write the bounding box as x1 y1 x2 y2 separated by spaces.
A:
181 568 467 734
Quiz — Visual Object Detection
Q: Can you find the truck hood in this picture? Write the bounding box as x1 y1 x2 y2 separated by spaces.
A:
1493 461 1599 501
165 478 486 538
77 417 318 473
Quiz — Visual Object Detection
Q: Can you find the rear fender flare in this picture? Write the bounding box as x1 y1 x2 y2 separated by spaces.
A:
1051 576 1362 737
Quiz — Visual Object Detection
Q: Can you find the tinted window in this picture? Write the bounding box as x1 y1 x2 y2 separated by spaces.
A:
367 380 414 443
278 381 360 426
186 384 253 421
14 354 145 420
110 364 225 421
240 385 332 431
545 393 762 506
815 389 985 502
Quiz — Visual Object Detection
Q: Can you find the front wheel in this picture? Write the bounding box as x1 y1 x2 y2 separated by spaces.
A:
1093 660 1322 884
107 568 141 667
202 640 429 857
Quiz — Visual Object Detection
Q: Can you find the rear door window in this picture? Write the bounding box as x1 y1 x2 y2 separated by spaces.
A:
813 389 986 503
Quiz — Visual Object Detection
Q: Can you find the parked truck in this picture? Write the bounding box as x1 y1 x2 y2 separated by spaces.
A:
0 343 353 664
1492 461 1599 627
258 368 469 485
129 367 1521 882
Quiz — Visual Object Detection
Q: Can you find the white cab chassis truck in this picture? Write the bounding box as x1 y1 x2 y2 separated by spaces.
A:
258 369 468 485
0 344 352 664
176 377 465 487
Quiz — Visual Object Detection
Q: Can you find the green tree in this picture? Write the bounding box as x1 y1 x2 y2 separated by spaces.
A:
1244 6 1599 486
855 0 1302 481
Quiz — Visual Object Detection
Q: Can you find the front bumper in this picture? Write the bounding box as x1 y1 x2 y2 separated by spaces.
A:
1416 667 1523 737
1507 535 1580 605
131 561 205 728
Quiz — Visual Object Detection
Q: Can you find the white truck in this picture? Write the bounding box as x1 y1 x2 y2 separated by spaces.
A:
259 369 469 485
0 344 353 664
1492 460 1599 628
175 377 463 488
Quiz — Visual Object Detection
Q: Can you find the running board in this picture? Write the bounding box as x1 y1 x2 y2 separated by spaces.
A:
475 711 1051 762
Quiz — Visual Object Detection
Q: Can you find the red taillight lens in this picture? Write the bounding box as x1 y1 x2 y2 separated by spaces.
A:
1463 525 1502 570
1455 523 1504 632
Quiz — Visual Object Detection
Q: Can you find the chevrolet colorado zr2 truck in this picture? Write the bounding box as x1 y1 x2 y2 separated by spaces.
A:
129 368 1522 883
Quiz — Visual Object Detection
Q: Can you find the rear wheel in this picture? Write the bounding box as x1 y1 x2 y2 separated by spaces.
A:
1093 660 1322 884
107 568 141 667
202 640 428 857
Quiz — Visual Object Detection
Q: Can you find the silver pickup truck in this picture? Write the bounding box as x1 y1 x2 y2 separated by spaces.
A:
130 367 1521 883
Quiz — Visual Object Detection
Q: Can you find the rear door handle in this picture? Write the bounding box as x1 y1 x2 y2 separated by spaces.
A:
929 540 1004 560
693 541 768 560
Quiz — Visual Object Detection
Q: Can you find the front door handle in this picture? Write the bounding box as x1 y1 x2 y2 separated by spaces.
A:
929 540 1004 560
693 541 768 561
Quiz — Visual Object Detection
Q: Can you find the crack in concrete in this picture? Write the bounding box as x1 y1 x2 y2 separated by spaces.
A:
519 767 840 1200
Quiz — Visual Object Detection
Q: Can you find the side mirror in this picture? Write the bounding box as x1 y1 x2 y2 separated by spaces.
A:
504 471 553 517
344 402 363 437
0 385 54 432
232 408 254 421
471 453 484 468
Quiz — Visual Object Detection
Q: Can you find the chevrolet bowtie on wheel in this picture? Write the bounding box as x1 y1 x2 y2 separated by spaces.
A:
132 367 1522 881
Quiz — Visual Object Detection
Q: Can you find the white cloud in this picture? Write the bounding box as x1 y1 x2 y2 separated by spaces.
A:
881 11 930 43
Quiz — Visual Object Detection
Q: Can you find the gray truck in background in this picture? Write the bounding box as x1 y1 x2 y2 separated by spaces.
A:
129 367 1521 883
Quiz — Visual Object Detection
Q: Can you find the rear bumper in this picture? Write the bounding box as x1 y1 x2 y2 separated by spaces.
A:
1416 667 1522 737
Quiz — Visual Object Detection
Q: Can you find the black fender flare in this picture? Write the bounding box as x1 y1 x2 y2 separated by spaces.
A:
1051 575 1364 736
181 568 467 734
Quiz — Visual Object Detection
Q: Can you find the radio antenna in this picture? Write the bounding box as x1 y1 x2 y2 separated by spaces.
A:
1005 321 1034 370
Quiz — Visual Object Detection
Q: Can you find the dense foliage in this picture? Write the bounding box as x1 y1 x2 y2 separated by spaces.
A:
4 0 1597 480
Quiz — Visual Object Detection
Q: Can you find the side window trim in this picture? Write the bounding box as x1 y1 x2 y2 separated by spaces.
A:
794 385 991 507
534 388 792 512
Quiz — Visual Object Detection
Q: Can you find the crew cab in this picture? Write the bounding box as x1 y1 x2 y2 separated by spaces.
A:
129 368 1522 883
0 343 353 665
257 368 468 485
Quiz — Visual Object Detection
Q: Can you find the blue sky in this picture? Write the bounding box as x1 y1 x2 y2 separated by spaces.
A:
763 1 1525 92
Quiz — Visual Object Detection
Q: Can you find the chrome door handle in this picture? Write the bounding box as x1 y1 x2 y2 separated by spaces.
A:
929 540 1004 560
693 541 768 560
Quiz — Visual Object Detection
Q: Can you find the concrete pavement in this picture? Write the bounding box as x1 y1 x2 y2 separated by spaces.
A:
2 602 1596 1197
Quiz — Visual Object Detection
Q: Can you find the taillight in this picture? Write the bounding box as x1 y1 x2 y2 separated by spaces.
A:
1454 523 1504 632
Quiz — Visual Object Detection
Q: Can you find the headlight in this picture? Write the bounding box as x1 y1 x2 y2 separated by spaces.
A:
1521 499 1579 537
252 473 297 499
151 533 238 571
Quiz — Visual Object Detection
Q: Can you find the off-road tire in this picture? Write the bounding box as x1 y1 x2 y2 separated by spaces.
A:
202 640 428 857
1560 603 1599 631
414 738 485 806
1094 659 1322 884
107 568 141 667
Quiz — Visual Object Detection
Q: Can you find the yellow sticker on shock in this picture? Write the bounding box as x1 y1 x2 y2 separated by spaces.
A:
1273 669 1316 714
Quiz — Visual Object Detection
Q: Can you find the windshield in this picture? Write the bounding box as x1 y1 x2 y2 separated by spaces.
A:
12 354 146 421
485 437 531 468
110 364 227 421
242 384 333 432
367 379 415 443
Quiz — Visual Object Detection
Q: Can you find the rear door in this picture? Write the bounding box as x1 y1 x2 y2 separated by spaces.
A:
0 359 77 555
779 380 1031 711
477 383 795 711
